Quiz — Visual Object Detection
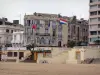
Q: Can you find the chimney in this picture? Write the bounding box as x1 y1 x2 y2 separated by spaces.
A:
13 20 19 24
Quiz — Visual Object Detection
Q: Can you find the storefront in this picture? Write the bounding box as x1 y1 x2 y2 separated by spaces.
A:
33 50 51 62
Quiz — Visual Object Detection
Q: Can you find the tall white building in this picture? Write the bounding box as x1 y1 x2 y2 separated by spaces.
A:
89 0 100 45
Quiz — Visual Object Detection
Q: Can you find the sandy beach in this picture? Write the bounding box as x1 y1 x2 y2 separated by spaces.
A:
0 62 100 75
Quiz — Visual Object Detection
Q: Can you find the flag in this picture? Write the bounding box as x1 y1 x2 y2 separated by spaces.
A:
59 18 67 25
32 24 37 30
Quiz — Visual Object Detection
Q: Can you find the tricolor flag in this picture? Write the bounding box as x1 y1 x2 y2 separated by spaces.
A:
59 18 67 25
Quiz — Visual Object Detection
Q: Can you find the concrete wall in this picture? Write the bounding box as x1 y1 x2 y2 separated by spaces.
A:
37 47 69 64
84 49 100 59
1 50 30 60
67 47 100 64
67 48 80 64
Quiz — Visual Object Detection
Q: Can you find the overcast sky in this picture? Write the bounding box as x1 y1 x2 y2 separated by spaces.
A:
0 0 89 24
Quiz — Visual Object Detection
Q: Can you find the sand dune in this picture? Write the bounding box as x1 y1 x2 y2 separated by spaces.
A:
0 62 100 75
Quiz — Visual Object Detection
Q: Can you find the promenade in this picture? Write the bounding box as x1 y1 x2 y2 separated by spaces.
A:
0 62 100 75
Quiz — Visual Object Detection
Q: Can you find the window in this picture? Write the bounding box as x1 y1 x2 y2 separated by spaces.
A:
53 30 56 36
0 21 3 25
91 37 99 42
98 24 100 28
68 35 70 38
58 25 62 32
98 17 100 21
90 0 93 3
40 37 45 44
6 29 9 33
58 34 62 40
90 5 97 9
83 36 86 41
14 52 17 57
83 29 85 32
86 29 87 32
98 31 100 35
52 21 56 29
90 0 98 3
73 26 76 34
90 38 91 42
90 25 98 29
45 29 48 33
90 18 97 23
37 20 40 24
7 52 13 57
98 11 100 15
49 40 50 45
14 35 16 41
90 11 97 16
52 38 55 43
20 35 22 41
34 20 37 24
40 20 45 24
45 53 52 57
27 20 30 26
85 36 88 40
37 37 40 43
77 27 80 40
90 31 97 35
11 30 13 33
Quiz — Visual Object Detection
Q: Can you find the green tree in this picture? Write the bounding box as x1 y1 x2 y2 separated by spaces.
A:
77 41 82 46
26 43 36 60
67 41 76 48
94 40 100 45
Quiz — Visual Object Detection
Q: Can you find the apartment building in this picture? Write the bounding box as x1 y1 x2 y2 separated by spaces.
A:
89 0 100 45
68 16 88 45
24 12 68 47
0 18 24 47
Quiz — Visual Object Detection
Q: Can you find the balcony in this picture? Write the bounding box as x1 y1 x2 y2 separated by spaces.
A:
0 25 24 30
89 8 100 12
89 2 100 6
89 21 99 25
35 33 50 36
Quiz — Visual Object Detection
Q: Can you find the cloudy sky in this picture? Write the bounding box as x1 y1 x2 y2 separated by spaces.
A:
0 0 89 24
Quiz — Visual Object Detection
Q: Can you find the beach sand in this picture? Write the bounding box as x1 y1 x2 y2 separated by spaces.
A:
0 62 100 75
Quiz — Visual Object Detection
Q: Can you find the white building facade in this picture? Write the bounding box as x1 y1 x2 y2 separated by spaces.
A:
11 31 24 47
0 18 24 47
24 12 68 47
89 0 100 45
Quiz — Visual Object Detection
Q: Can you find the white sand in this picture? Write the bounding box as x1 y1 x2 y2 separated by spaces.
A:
0 62 100 75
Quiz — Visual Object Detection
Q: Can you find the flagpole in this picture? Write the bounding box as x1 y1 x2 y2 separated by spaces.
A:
20 14 21 24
